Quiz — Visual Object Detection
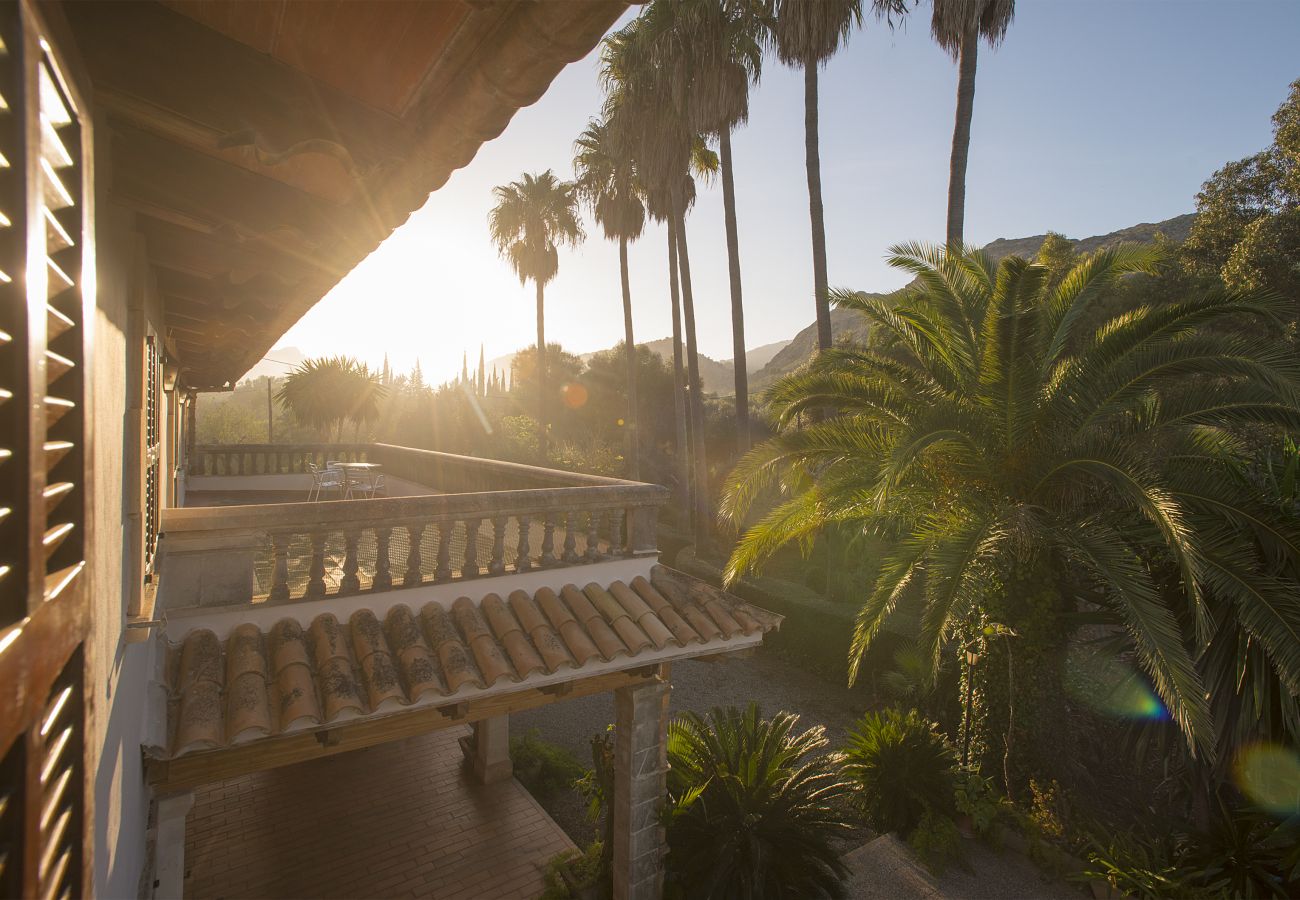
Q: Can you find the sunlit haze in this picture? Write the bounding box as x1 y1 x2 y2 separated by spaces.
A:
277 0 1299 385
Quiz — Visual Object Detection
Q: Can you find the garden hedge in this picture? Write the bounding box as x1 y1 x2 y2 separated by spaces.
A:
673 548 905 687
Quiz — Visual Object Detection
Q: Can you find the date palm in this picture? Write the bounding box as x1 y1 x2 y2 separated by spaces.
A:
773 0 908 353
665 704 853 898
932 0 1015 247
574 115 646 479
488 170 584 457
276 355 386 441
722 243 1300 777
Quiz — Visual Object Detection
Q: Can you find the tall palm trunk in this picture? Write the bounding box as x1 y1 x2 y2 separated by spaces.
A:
946 27 978 248
535 279 548 459
804 59 832 353
672 196 711 552
618 235 640 480
719 127 749 452
668 226 692 523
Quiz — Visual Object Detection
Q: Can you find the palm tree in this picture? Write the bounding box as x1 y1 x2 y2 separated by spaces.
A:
932 0 1015 247
601 13 719 548
665 704 853 898
574 115 646 480
276 356 387 441
670 0 765 453
772 0 909 353
722 243 1300 788
488 170 584 457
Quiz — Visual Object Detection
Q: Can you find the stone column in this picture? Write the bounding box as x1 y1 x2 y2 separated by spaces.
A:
465 715 512 784
613 674 670 900
154 791 195 899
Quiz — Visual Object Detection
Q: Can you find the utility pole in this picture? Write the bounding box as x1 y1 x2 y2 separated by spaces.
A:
266 377 274 443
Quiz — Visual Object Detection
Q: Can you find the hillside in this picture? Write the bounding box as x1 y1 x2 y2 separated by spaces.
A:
749 213 1194 389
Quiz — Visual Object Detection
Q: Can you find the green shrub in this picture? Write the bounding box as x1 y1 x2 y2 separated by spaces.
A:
664 704 854 899
907 808 963 873
843 708 957 836
1075 802 1300 900
539 842 604 900
510 729 587 803
953 769 1004 838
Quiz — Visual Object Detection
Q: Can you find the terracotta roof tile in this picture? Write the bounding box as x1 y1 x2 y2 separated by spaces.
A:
562 585 627 660
508 589 574 673
628 577 700 646
584 584 653 655
159 566 781 759
535 587 600 667
610 581 675 650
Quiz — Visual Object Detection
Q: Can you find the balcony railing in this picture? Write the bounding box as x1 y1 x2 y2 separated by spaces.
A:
162 443 668 609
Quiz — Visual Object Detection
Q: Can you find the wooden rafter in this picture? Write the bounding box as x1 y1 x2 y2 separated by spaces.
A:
62 0 629 390
148 668 663 792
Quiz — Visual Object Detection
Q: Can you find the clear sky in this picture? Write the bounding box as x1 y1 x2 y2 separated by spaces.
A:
276 0 1300 385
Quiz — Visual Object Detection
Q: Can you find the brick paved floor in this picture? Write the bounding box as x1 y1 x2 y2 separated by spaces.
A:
183 726 575 899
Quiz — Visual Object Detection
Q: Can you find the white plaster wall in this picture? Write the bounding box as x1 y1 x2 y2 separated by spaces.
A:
88 195 152 899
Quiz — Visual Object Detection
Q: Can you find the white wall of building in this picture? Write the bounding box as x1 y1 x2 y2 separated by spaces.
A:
87 185 161 898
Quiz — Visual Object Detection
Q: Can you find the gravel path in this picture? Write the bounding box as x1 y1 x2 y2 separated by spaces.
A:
512 647 873 761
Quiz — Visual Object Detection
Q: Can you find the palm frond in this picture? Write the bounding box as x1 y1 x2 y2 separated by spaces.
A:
1063 524 1213 759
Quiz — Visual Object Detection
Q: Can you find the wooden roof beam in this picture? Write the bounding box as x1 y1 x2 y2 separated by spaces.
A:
65 1 413 201
110 123 355 277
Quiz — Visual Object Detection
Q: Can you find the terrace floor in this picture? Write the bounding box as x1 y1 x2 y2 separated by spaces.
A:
183 726 575 899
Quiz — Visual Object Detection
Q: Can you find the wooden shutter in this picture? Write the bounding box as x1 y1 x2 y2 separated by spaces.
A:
0 3 92 898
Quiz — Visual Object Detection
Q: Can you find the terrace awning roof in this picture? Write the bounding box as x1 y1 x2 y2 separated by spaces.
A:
146 566 781 789
62 0 628 390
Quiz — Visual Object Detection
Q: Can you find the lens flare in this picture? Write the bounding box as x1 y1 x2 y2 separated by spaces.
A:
1235 744 1300 817
1065 648 1168 721
561 382 588 409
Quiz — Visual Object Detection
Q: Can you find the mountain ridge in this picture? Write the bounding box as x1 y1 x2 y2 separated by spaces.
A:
749 213 1194 389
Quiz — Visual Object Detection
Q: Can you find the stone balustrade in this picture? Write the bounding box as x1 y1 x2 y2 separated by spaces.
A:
164 445 668 608
187 443 371 476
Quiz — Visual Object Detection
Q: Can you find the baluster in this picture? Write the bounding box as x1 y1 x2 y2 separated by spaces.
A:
306 532 327 599
373 526 393 591
269 533 290 602
488 516 507 576
515 515 532 572
609 508 625 558
462 518 482 578
541 513 557 566
340 529 361 595
435 521 452 582
562 512 579 563
404 523 425 587
585 511 601 562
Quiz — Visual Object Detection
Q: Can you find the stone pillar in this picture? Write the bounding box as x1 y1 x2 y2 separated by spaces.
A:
154 791 194 899
613 674 670 900
464 715 512 784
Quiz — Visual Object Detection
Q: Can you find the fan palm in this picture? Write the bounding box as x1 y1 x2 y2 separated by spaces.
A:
665 704 853 899
722 243 1300 779
772 0 909 353
488 170 584 457
931 0 1015 247
276 356 387 441
574 115 646 479
601 13 719 546
649 0 765 452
